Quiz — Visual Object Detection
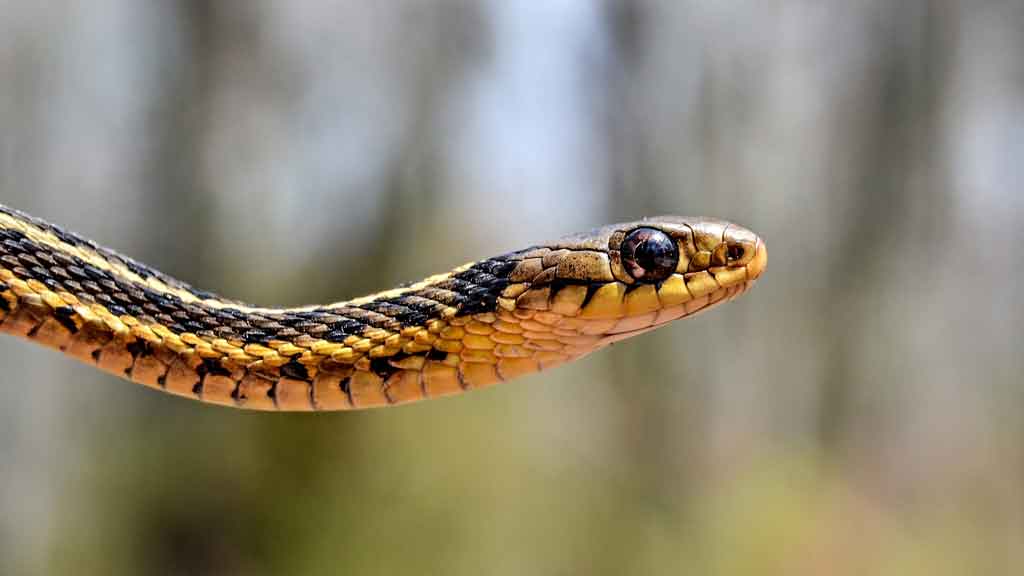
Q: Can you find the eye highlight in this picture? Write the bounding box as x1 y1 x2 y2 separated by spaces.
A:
621 228 679 283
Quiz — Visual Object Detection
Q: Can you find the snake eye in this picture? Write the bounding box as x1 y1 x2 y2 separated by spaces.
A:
621 228 679 282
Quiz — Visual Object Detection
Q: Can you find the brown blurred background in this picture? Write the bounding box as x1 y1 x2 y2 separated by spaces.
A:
1 2 1023 575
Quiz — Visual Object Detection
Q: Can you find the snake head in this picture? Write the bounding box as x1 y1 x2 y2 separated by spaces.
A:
496 217 767 364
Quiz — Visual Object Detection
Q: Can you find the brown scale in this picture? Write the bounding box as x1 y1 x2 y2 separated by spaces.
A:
0 205 767 411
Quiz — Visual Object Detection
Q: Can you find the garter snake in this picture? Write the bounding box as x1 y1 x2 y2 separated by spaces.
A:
0 204 766 411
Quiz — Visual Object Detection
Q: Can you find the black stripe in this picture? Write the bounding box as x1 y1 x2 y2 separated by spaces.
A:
0 214 527 348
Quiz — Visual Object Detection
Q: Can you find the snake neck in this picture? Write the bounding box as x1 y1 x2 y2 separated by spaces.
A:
0 204 565 409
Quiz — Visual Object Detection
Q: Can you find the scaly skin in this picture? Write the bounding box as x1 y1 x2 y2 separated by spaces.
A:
0 205 766 410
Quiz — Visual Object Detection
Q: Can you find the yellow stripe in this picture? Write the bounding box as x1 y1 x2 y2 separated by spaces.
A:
0 261 454 373
0 211 464 316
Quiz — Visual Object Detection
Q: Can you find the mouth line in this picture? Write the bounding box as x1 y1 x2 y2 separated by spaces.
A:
596 280 755 346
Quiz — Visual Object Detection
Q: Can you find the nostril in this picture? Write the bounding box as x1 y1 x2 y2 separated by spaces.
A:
727 244 744 261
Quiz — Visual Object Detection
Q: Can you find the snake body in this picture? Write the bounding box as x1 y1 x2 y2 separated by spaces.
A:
0 204 766 411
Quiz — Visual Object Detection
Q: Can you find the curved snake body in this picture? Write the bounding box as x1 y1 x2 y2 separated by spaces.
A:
0 204 766 410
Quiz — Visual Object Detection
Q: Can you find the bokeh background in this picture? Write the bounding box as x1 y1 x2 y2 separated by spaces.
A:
1 2 1023 575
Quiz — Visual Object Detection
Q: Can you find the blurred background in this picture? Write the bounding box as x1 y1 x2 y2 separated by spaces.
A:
1 1 1022 574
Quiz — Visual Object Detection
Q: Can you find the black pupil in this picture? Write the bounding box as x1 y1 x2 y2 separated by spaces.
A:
623 228 678 282
635 236 674 272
